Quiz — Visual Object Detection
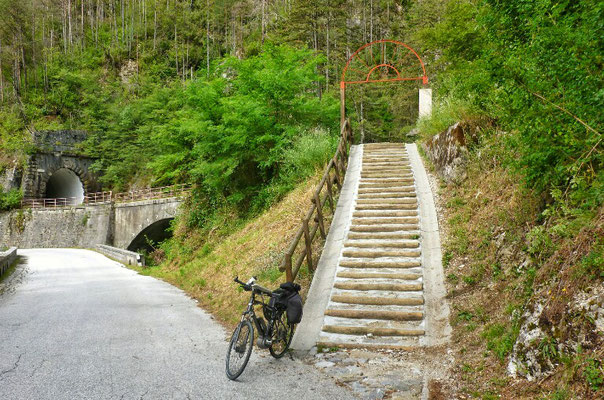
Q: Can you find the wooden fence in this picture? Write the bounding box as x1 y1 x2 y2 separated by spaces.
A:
21 184 190 209
280 120 353 282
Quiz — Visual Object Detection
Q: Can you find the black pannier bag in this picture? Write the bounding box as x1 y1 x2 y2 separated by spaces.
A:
279 282 303 324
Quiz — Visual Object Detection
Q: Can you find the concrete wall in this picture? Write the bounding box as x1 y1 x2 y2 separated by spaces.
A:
0 199 181 249
0 247 17 277
419 88 432 118
96 245 144 267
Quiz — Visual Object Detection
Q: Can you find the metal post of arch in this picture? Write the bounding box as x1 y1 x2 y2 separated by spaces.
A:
339 40 429 131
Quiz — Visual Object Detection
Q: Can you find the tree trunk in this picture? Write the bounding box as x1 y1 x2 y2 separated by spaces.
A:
206 0 210 77
81 0 84 47
326 7 330 92
153 0 157 50
121 0 125 44
261 0 265 45
0 39 4 102
68 0 73 46
174 24 178 77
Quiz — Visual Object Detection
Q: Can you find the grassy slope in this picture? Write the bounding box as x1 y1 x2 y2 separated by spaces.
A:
431 131 603 399
137 172 323 327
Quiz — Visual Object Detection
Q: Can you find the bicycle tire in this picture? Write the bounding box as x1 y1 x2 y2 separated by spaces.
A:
269 312 294 359
226 320 254 380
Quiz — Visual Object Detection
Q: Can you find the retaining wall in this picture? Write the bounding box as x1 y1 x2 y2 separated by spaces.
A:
0 247 17 277
96 245 145 267
0 205 113 248
0 199 181 249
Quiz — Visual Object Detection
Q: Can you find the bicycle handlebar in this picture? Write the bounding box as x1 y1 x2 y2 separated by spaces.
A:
233 276 273 295
234 277 252 291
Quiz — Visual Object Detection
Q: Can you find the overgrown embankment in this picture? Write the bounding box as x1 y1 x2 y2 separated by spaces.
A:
136 172 324 326
411 2 602 397
421 121 602 399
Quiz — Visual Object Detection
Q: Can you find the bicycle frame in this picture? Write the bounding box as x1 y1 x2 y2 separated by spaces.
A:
241 288 277 347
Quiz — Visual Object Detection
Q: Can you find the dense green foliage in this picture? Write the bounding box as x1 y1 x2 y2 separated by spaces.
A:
0 186 21 211
417 0 603 210
88 45 338 216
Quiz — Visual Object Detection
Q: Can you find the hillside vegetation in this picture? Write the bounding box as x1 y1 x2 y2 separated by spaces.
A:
1 0 602 398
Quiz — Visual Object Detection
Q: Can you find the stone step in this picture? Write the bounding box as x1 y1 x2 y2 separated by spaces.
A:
357 193 417 199
324 309 424 321
358 187 415 194
362 164 411 169
359 179 414 187
363 158 409 163
354 204 418 211
347 231 419 240
330 294 424 306
316 339 419 351
356 198 417 205
352 211 418 219
363 158 409 162
361 173 414 179
351 217 419 225
364 153 407 156
322 325 425 337
349 224 419 232
347 232 419 240
334 281 423 291
361 170 412 176
360 178 414 185
336 271 422 280
339 260 421 269
342 249 421 259
343 240 419 249
362 164 410 169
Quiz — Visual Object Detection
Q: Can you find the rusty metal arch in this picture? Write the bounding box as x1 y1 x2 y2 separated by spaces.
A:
340 40 429 128
341 40 428 86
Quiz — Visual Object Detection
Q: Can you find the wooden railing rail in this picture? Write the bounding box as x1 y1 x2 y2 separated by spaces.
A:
21 184 190 209
280 119 353 282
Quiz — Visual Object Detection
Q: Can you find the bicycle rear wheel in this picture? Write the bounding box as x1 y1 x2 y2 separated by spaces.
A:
226 320 254 380
269 312 294 359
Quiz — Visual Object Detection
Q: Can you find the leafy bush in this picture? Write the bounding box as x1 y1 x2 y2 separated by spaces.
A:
0 188 22 211
584 358 604 391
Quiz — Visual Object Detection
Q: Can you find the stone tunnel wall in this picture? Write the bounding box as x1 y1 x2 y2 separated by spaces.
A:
18 130 102 199
23 153 101 199
0 199 181 249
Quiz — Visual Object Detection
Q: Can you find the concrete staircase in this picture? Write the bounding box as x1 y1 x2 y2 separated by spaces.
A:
317 143 424 349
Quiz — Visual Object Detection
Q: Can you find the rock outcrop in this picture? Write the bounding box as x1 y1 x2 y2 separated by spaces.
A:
421 122 475 184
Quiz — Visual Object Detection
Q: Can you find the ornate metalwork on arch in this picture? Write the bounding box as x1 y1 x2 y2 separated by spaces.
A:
341 40 428 87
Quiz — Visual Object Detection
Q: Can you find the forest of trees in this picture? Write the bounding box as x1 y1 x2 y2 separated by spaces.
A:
0 0 600 220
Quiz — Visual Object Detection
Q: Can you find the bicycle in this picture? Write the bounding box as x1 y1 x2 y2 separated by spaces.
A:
225 277 297 380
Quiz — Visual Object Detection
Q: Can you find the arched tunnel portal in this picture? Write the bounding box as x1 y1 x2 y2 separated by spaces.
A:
45 168 85 204
127 218 174 253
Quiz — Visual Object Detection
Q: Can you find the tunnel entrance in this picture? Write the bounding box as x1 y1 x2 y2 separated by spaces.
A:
127 218 174 254
45 168 85 204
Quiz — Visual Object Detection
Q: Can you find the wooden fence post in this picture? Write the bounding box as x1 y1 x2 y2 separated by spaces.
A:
332 155 342 190
325 172 335 212
313 193 326 239
285 253 293 282
302 218 314 272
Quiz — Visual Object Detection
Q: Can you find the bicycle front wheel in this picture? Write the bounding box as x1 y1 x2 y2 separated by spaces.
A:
226 319 254 380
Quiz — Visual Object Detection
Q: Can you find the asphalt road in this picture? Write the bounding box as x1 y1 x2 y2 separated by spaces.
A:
0 249 351 400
